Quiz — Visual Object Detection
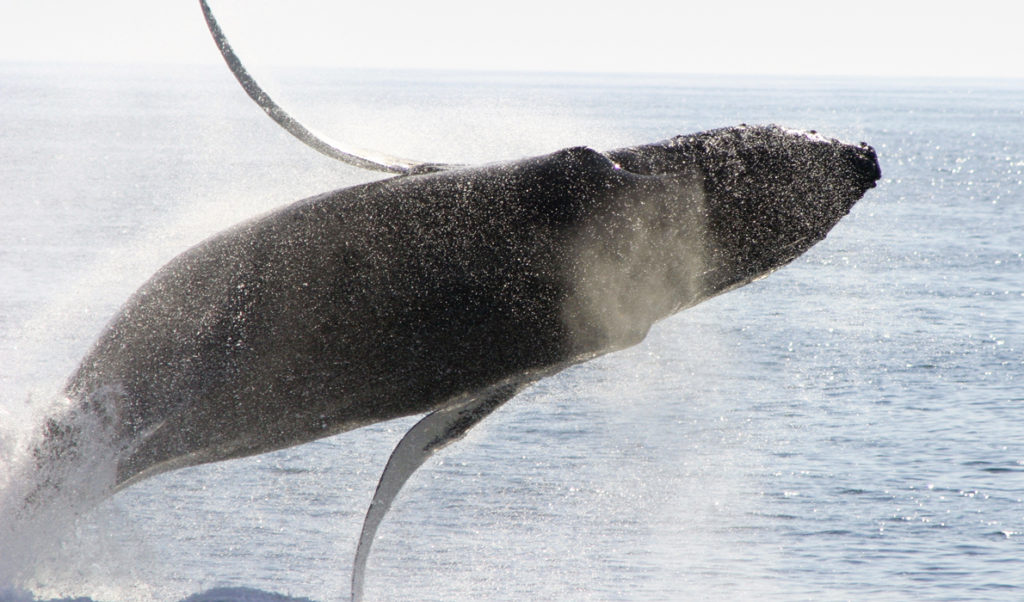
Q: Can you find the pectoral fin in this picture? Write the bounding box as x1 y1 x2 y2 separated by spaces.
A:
351 381 524 601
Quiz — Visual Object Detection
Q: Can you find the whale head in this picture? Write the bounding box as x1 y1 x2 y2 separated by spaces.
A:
606 124 880 302
565 125 880 351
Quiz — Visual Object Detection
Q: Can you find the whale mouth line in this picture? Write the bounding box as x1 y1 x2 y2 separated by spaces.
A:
697 230 818 299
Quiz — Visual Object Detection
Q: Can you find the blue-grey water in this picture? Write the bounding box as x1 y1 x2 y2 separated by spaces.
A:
1 63 1022 601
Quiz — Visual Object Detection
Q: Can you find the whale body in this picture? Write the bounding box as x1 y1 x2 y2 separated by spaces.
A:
30 124 879 598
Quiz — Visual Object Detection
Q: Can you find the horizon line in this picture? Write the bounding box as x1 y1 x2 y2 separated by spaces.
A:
2 59 1023 85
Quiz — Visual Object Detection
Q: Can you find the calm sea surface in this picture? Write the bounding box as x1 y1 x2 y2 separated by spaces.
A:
1 63 1022 601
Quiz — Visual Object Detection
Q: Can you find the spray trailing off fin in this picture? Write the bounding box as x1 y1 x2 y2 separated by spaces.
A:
351 382 524 602
198 0 452 175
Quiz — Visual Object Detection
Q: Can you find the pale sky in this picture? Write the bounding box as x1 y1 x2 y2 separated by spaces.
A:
1 0 1022 79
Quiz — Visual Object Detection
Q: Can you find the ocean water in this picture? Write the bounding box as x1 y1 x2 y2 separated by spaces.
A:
0 62 1022 601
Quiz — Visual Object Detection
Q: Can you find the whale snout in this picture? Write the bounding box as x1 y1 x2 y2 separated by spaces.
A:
785 127 881 195
854 142 882 188
833 139 881 216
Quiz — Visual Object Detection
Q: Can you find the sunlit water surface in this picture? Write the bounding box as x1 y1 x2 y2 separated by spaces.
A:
1 64 1022 600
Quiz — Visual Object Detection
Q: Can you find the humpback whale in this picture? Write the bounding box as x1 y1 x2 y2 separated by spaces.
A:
22 2 881 600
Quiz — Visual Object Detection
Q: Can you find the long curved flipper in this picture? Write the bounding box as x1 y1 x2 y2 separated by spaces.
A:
351 382 524 601
198 0 451 175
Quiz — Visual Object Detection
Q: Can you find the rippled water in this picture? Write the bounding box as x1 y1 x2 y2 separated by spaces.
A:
1 64 1022 600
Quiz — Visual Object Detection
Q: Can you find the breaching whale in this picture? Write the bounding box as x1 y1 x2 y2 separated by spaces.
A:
22 2 881 600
